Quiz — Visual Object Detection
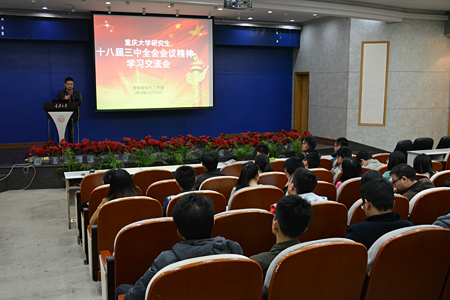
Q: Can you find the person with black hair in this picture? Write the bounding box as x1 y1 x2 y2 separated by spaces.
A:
90 169 140 225
361 170 383 187
255 154 273 173
162 166 197 216
250 195 312 278
255 144 270 156
355 150 385 170
194 152 225 189
287 167 328 203
298 135 317 161
54 77 82 143
413 153 435 178
331 146 353 176
335 157 362 189
117 193 243 300
390 164 434 201
382 151 406 180
282 156 304 194
303 151 321 169
331 137 349 163
228 162 269 206
345 178 414 249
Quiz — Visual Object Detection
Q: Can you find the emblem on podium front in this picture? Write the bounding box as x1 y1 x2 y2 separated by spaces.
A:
57 115 65 123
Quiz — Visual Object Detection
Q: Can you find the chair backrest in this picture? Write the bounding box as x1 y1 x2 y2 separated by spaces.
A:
114 217 181 289
269 159 286 172
132 169 174 196
362 167 371 175
193 165 207 176
199 176 238 200
299 202 348 242
145 254 263 300
393 139 412 157
313 181 337 201
264 238 367 300
88 184 110 220
336 177 362 209
97 196 163 255
411 137 434 151
146 179 180 206
166 190 227 217
416 173 429 180
372 153 390 164
364 226 450 300
377 165 388 175
436 136 450 149
318 158 333 170
221 162 245 177
212 209 275 256
258 172 288 189
432 161 443 172
333 171 342 184
347 195 409 227
228 186 284 211
80 172 105 202
409 187 450 225
310 168 334 183
430 170 450 187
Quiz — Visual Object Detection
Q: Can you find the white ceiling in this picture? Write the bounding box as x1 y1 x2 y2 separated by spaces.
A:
0 0 449 26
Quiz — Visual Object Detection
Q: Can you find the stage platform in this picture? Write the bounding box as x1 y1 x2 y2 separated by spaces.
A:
0 138 387 193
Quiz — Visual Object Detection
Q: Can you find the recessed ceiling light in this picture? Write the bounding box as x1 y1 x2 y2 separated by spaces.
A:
42 6 48 10
248 17 253 20
313 13 317 17
105 1 111 5
290 19 295 22
218 7 223 11
267 11 272 14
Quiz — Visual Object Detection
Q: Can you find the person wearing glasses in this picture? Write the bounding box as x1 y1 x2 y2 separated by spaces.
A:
345 178 414 249
390 163 434 201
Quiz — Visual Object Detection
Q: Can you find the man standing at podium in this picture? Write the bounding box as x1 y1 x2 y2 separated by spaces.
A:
54 77 82 143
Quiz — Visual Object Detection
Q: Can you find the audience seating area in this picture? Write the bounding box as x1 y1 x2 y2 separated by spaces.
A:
74 136 450 300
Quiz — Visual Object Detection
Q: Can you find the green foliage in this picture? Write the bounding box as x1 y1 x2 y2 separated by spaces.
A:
62 148 86 172
97 149 124 169
260 140 285 158
232 143 255 161
292 138 303 155
164 145 191 165
133 147 157 168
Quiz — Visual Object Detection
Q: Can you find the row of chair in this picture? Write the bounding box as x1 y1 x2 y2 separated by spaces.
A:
113 226 450 300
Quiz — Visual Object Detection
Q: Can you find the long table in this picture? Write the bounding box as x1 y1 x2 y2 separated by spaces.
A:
407 148 450 166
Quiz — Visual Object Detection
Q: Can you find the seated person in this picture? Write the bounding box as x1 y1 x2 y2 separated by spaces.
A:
282 156 304 194
90 169 140 226
331 137 348 163
194 152 225 189
331 146 352 176
335 158 362 189
433 178 450 229
355 150 385 170
78 169 115 234
361 170 383 187
303 151 321 169
162 166 196 216
382 151 406 180
255 154 273 173
250 195 312 278
288 167 328 203
255 144 270 156
390 164 435 201
345 178 414 249
298 135 317 160
116 193 243 300
413 153 436 179
228 162 261 204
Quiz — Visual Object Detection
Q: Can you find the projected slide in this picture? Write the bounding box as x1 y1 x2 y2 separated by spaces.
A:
93 14 213 111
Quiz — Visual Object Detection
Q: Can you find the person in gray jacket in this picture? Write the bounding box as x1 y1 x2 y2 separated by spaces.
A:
434 213 450 229
356 150 385 170
116 193 243 300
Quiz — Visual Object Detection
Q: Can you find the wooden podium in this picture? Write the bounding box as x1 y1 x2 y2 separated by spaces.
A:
43 102 80 144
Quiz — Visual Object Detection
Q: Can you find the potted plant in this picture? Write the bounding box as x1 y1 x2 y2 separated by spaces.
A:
29 146 45 165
